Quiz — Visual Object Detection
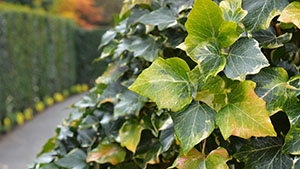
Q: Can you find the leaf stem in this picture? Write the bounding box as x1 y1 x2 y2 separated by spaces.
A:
202 139 206 156
275 23 282 36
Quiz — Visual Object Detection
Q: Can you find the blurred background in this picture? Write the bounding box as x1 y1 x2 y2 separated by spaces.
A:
0 0 122 134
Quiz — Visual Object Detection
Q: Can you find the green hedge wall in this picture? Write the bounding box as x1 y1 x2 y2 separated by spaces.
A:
0 4 76 121
75 28 108 86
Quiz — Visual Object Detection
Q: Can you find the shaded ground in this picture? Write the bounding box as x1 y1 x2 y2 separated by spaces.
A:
0 93 85 169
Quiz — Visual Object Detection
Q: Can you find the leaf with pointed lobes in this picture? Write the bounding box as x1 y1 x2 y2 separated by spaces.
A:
216 80 276 140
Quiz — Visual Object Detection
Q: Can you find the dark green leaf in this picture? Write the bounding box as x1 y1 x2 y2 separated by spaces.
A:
159 124 175 152
114 89 147 117
172 102 216 154
224 38 269 80
55 149 88 169
235 137 293 169
252 27 292 49
242 0 289 32
139 7 177 31
251 67 300 114
128 35 161 62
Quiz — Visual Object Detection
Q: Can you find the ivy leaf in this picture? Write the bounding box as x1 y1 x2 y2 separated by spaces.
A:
119 119 144 153
139 7 177 31
95 63 128 85
252 26 292 49
120 0 152 17
242 0 289 32
220 0 248 23
216 80 276 140
114 89 147 117
182 0 242 49
129 57 193 112
128 35 161 62
172 102 216 154
195 75 227 111
159 125 175 152
169 148 230 169
181 42 226 78
282 101 300 155
99 30 117 48
86 141 126 165
224 38 269 81
251 67 300 114
293 157 300 168
55 149 88 169
278 1 300 29
234 137 293 169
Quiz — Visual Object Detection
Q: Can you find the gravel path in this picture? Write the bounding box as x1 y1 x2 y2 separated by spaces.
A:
0 93 85 169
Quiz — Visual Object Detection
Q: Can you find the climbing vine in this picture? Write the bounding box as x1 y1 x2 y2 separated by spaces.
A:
32 0 300 168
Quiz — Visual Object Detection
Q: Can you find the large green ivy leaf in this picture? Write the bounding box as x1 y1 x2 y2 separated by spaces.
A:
195 75 227 111
278 1 300 29
169 148 230 169
129 57 193 112
235 137 293 169
114 89 147 117
127 35 161 62
216 80 276 140
172 102 216 154
224 38 269 80
252 27 292 49
119 119 144 153
242 0 289 32
183 42 226 78
182 0 242 49
139 7 177 31
86 141 126 165
251 67 300 114
55 149 88 169
282 101 300 155
220 0 248 23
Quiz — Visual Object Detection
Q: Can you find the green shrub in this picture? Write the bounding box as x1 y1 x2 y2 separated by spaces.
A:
0 2 76 122
32 0 300 169
75 28 109 86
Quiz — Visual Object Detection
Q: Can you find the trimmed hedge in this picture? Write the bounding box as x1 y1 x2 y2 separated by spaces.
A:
0 3 76 128
75 28 108 86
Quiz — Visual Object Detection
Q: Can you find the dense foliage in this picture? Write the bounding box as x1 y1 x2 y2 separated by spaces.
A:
0 3 108 132
75 28 109 85
0 3 76 127
32 0 300 168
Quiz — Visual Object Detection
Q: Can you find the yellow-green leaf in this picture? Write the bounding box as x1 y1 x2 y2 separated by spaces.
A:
129 57 193 112
169 148 230 169
278 1 300 29
220 0 248 23
216 80 276 140
86 141 126 165
119 119 144 153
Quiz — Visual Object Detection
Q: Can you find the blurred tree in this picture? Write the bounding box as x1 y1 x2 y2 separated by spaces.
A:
50 0 104 29
2 0 54 10
95 0 123 25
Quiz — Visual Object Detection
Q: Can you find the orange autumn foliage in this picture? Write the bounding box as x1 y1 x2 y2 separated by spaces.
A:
51 0 103 29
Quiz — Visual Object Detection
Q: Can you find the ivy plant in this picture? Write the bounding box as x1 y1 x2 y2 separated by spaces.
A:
31 0 300 168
